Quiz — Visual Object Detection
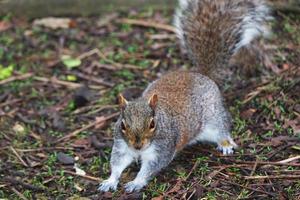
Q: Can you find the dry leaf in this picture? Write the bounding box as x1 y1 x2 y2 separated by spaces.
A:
240 108 256 119
0 21 11 32
95 116 106 129
151 196 164 200
74 164 86 176
33 17 72 29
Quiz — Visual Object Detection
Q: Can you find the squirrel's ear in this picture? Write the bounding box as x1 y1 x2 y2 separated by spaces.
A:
118 94 128 110
148 94 158 110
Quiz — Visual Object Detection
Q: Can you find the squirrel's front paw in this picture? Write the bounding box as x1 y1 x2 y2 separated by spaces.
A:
98 178 118 192
124 179 146 193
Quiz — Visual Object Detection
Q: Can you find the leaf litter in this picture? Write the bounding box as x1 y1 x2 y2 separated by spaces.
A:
0 6 300 200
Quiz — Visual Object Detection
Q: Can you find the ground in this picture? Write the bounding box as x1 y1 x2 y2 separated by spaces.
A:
0 6 300 200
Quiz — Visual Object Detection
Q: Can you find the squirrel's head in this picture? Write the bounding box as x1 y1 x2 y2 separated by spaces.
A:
117 93 158 150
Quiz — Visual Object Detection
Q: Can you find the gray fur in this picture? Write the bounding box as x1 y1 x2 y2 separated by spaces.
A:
98 0 271 192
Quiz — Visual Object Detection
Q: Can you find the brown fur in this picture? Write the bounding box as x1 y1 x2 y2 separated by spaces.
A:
143 71 193 115
143 71 204 150
176 0 271 84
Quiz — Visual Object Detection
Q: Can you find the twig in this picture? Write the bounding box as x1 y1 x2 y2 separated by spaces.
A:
33 76 103 90
148 33 176 40
222 180 275 197
77 48 142 70
235 160 300 167
118 18 176 33
0 99 21 108
267 143 294 160
71 71 114 87
277 155 300 164
236 158 259 200
15 147 74 152
0 73 33 85
10 146 28 167
11 187 29 200
72 104 116 115
63 170 101 182
244 175 300 180
184 160 199 181
54 112 119 143
250 158 259 176
84 105 118 116
4 176 44 192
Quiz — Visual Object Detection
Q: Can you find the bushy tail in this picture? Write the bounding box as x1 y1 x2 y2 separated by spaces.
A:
174 0 271 82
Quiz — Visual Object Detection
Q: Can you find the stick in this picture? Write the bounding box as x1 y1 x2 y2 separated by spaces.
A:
63 170 101 182
33 76 104 90
10 146 28 167
235 160 300 167
236 158 259 200
0 99 21 108
118 18 176 33
184 160 199 181
277 155 300 164
16 147 74 152
4 176 44 192
71 71 114 87
77 48 142 70
244 175 300 180
222 180 275 197
0 73 33 85
54 112 119 143
11 187 29 200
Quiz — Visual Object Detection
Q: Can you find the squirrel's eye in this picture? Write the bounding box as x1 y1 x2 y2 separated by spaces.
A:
149 118 155 130
121 121 126 132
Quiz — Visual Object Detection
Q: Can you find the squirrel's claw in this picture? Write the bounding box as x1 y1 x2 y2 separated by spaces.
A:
98 179 118 192
124 180 146 193
217 145 234 155
217 139 237 155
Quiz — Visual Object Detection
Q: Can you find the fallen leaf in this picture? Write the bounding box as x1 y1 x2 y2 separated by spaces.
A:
95 116 107 129
240 108 256 119
73 86 92 108
269 136 290 147
33 17 71 29
151 196 164 200
118 192 142 200
61 55 82 69
74 164 86 176
67 75 77 81
193 183 205 199
0 21 12 32
73 138 90 146
0 64 14 80
57 152 75 165
13 123 25 135
66 196 90 200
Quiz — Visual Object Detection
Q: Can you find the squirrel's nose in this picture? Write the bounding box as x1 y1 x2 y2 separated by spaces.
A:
134 144 142 150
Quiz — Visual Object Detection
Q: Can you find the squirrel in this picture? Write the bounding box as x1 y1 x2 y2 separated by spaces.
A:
99 0 270 193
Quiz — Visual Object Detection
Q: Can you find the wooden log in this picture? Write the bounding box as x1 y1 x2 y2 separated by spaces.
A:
1 0 300 18
0 0 176 18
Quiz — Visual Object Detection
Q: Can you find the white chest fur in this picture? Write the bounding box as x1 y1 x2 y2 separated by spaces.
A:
118 140 158 163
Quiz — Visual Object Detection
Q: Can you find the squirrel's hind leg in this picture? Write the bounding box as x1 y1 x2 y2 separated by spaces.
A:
197 123 237 155
216 137 237 155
